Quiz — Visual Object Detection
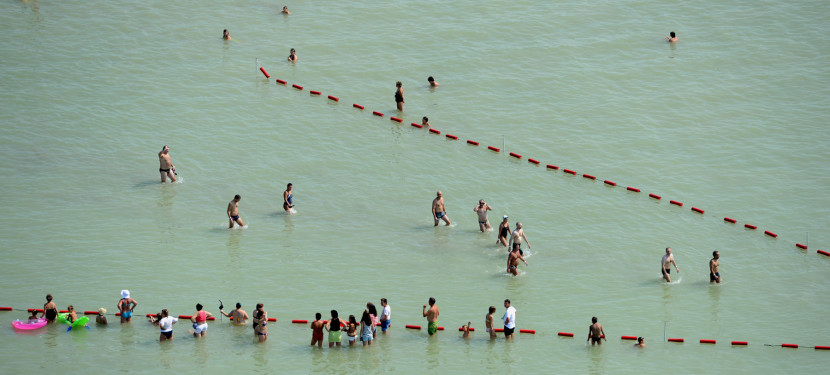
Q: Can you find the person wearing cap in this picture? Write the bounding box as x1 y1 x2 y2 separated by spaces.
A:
96 308 108 325
117 290 137 324
158 145 176 183
220 302 249 326
496 216 510 247
473 199 493 232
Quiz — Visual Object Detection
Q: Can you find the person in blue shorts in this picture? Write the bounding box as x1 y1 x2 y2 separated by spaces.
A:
379 298 391 334
118 290 137 323
432 191 451 226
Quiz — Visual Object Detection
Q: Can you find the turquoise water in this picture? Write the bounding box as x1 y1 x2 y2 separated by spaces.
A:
1 0 829 373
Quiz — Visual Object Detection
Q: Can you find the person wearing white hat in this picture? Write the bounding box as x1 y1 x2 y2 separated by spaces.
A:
96 308 108 325
117 290 137 323
496 216 510 247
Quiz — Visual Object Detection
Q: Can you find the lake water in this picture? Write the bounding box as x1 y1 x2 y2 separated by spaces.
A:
1 0 829 373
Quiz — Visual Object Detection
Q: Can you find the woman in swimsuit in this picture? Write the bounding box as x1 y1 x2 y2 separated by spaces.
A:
42 294 58 322
497 216 510 247
360 310 374 346
283 183 294 213
346 315 358 346
394 81 404 111
367 302 379 339
252 303 268 342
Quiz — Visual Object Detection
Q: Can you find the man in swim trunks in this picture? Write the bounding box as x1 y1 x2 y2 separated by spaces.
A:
190 303 213 338
432 191 451 226
394 81 404 111
117 289 137 323
283 183 294 213
423 297 439 335
509 222 531 255
496 216 510 247
41 294 58 323
661 247 680 282
502 299 516 339
228 194 244 228
310 312 325 347
587 316 606 346
379 298 391 334
220 302 249 325
709 251 721 283
158 145 176 183
473 199 493 232
486 306 496 340
507 244 528 276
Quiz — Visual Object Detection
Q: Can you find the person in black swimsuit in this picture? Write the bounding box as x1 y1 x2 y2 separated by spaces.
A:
42 294 58 322
394 81 404 111
496 216 510 247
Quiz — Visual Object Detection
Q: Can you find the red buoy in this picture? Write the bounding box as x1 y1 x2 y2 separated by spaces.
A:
546 165 559 170
429 128 441 134
488 146 500 152
649 193 661 199
627 187 640 192
781 343 798 348
411 123 423 128
83 311 99 315
267 318 276 322
292 84 303 90
259 67 270 78
437 327 445 331
27 309 44 313
519 329 536 334
692 207 704 214
668 338 685 343
700 339 716 344
509 152 522 159
796 243 807 249
390 117 403 123
731 341 748 346
494 328 504 333
724 217 737 223
0 307 13 311
815 345 830 350
670 200 683 207
744 224 757 230
528 158 540 164
446 134 458 140
558 332 574 337
818 250 830 257
405 325 421 330
604 180 616 186
353 103 364 109
292 320 308 324
178 315 193 319
621 336 638 340
310 90 321 95
276 79 287 85
582 174 596 180
467 140 479 145
764 230 778 238
327 95 339 102
563 169 576 175
372 111 384 117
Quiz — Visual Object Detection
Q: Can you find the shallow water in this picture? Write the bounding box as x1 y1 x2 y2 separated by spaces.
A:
1 0 829 373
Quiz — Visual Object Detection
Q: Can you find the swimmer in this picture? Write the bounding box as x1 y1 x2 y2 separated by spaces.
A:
41 294 57 322
159 309 177 341
220 302 249 325
496 216 510 247
509 222 531 255
310 313 325 347
190 303 213 338
96 308 107 325
634 337 646 348
502 299 516 339
485 306 496 340
117 290 137 323
281 6 290 15
709 251 721 283
287 48 297 62
394 81 404 111
422 297 439 335
66 305 77 323
473 199 493 232
223 29 231 41
252 303 268 342
158 145 176 183
661 247 680 282
587 316 606 346
432 191 451 226
283 183 294 213
462 321 472 338
427 76 439 87
228 194 244 228
665 31 677 42
507 244 528 276
422 116 430 127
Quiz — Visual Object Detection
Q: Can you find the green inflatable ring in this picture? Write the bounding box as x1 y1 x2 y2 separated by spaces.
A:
56 313 89 329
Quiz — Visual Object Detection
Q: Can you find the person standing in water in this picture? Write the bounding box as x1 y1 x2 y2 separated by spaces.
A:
634 337 646 348
509 222 531 255
310 312 325 347
379 298 391 334
287 48 297 62
507 244 528 276
587 316 606 346
228 194 244 228
117 290 137 323
665 31 677 42
158 145 176 183
223 29 231 41
661 247 680 282
502 299 517 340
360 310 374 346
41 294 58 323
427 76 439 87
252 303 268 342
283 183 294 213
394 81 404 111
96 308 108 325
432 191 451 226
220 302 249 325
474 199 493 232
709 251 721 283
496 216 510 247
422 297 439 336
281 6 290 15
326 310 347 348
159 309 177 342
485 306 496 340
190 303 213 338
